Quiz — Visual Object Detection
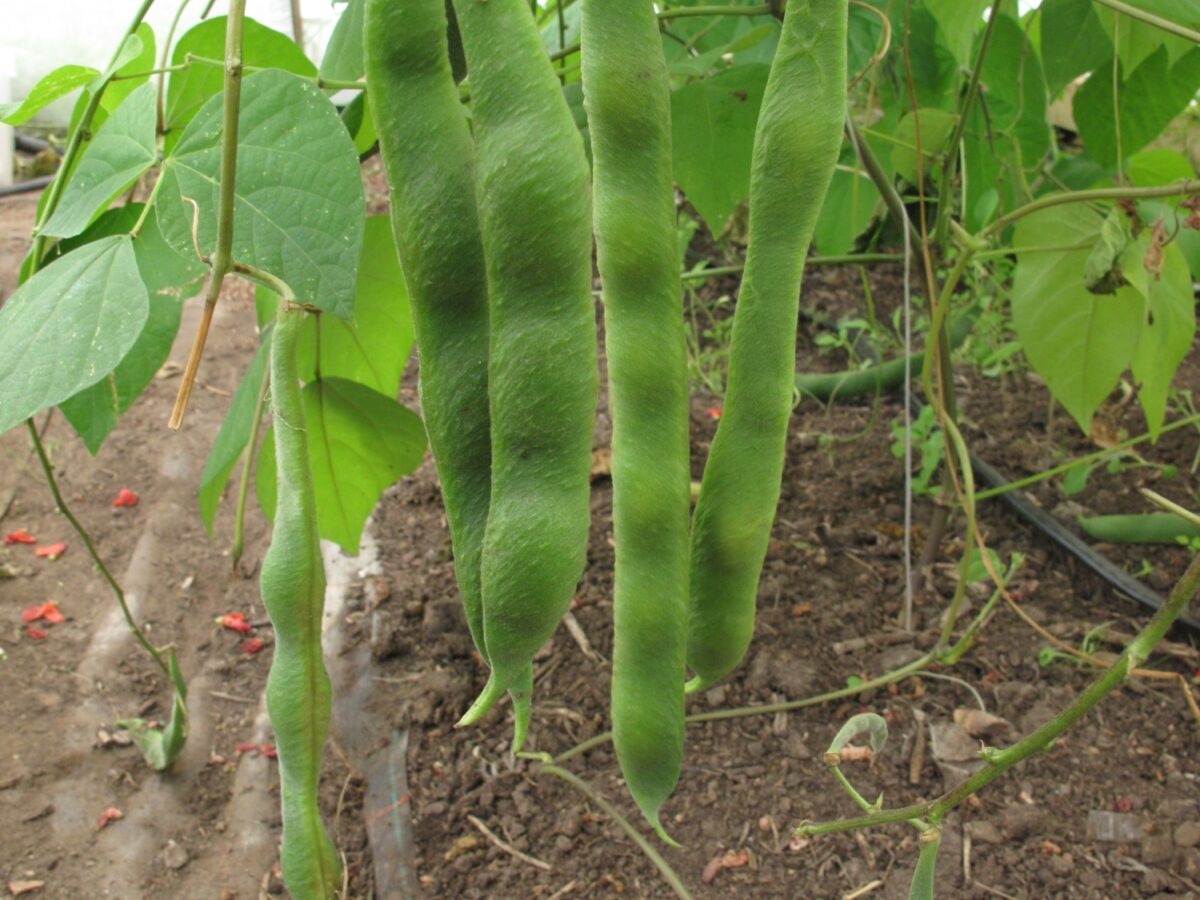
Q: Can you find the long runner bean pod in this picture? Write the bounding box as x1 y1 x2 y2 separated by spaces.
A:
364 0 532 751
452 0 598 725
261 304 340 898
580 0 690 844
687 0 847 691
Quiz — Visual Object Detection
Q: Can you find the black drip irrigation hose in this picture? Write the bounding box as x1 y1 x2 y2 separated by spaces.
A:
794 310 1198 634
0 175 52 198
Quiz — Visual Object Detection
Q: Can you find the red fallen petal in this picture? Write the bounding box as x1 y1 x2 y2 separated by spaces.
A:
4 530 36 545
26 627 47 640
260 744 277 759
41 603 65 624
705 407 722 419
21 603 48 623
241 638 265 655
233 742 260 755
216 612 253 634
34 542 67 560
209 754 226 766
96 807 124 830
112 489 139 508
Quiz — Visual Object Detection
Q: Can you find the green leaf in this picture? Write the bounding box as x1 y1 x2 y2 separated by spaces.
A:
198 335 271 533
1 65 100 125
923 0 988 67
1130 237 1194 439
1038 0 1113 97
1010 205 1144 433
671 64 770 233
1073 45 1200 169
116 647 188 771
0 237 149 436
59 207 206 453
165 16 315 137
257 378 427 553
158 69 364 319
827 713 889 756
320 0 366 82
890 107 956 185
1129 151 1200 281
813 167 880 256
908 835 940 900
977 14 1051 172
41 82 158 240
263 216 413 396
1096 1 1200 70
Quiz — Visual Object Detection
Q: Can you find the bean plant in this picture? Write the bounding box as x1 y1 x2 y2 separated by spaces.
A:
2 1 1200 898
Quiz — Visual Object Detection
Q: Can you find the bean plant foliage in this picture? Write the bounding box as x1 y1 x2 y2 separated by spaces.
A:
1 0 1199 895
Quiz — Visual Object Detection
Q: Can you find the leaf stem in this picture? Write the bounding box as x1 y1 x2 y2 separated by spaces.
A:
537 765 693 900
682 252 903 282
979 181 1200 240
170 0 246 430
25 420 170 678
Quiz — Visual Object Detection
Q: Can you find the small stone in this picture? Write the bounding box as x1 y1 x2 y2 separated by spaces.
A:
966 821 1003 845
1157 799 1199 822
364 575 393 610
555 835 572 852
1087 810 1141 843
1142 833 1175 866
1000 805 1044 841
1049 854 1075 876
704 685 728 707
161 840 189 870
1174 821 1200 848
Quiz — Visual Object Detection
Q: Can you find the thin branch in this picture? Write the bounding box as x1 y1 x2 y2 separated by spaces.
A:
466 815 551 871
1092 0 1200 43
979 180 1200 240
797 552 1200 838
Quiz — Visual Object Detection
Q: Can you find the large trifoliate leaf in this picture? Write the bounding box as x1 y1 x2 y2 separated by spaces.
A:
157 69 364 319
41 82 158 240
256 378 427 553
1038 0 1113 97
0 237 148 435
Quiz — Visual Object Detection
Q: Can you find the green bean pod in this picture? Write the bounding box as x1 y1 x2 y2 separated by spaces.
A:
581 0 689 844
687 0 848 691
365 0 532 751
452 0 598 725
261 305 340 898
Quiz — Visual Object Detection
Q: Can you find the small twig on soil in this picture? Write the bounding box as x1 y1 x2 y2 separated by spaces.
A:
547 881 577 900
561 611 604 665
466 815 551 872
908 709 926 786
842 879 883 899
974 882 1019 900
209 690 255 704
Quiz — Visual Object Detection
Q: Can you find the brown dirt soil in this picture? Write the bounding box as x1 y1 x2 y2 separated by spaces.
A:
2 173 1200 900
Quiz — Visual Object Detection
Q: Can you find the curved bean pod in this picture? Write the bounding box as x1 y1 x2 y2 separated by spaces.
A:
261 304 340 898
364 0 532 751
452 0 598 724
687 0 848 691
581 0 690 844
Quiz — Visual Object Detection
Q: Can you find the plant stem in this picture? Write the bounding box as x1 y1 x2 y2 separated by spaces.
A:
681 252 903 282
933 0 1005 250
230 365 271 571
538 765 693 900
182 54 366 92
28 0 157 263
1092 0 1200 43
26 420 170 678
797 551 1200 838
979 181 1200 240
157 0 195 132
973 413 1200 501
170 0 247 430
555 652 936 764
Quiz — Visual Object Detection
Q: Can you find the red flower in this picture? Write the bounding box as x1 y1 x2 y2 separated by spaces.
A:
216 612 253 634
34 542 67 560
4 530 36 545
112 489 139 508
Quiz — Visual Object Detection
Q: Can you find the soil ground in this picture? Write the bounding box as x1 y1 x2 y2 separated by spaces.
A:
2 171 1199 900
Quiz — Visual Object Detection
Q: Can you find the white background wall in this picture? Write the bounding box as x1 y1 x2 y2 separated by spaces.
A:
1 0 342 126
